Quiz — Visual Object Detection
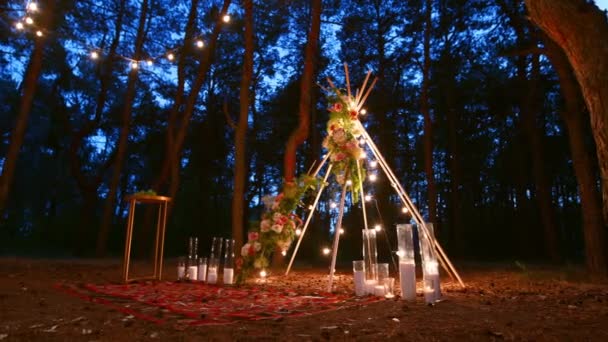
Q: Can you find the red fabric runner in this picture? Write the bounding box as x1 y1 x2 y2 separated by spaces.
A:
55 281 380 326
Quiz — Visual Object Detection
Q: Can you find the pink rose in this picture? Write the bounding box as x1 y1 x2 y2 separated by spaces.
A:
350 110 358 119
248 232 259 241
271 224 283 233
261 219 271 232
332 103 343 112
331 152 346 162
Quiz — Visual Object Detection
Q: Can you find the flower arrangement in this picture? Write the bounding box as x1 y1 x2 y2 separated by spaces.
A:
322 87 366 202
236 174 319 283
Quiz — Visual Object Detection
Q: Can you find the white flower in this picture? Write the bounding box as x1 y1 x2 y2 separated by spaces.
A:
260 219 271 232
253 242 261 251
271 224 283 233
241 244 251 257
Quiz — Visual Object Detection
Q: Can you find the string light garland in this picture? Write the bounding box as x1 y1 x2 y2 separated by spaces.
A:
9 2 232 74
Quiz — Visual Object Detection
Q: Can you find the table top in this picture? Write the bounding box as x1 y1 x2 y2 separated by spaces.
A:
125 194 171 203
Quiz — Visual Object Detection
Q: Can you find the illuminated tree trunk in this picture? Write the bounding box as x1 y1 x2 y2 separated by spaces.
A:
99 0 149 253
542 35 607 276
421 0 437 224
0 0 56 218
231 0 254 252
525 0 608 235
283 0 321 183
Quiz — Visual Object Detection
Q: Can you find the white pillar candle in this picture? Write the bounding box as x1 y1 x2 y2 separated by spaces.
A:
207 267 218 284
424 286 435 304
187 265 198 280
364 279 377 295
427 272 441 301
374 284 385 297
353 270 366 296
399 261 416 301
197 264 207 281
223 268 234 285
177 265 185 280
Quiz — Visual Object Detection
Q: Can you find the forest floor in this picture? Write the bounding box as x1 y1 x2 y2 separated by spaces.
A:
1 257 608 341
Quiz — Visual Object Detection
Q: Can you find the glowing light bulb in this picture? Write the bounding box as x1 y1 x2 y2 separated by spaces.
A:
295 228 302 236
28 3 38 11
330 202 337 209
281 250 287 256
369 174 377 182
360 152 367 159
402 207 409 214
374 224 382 232
259 270 267 278
396 250 404 258
346 179 352 186
365 194 372 202
339 228 345 235
370 160 378 168
130 61 139 69
360 108 367 115
167 53 175 61
322 247 331 255
222 14 231 23
91 51 99 59
349 101 356 109
196 40 204 48
35 30 43 37
16 22 24 30
145 59 152 66
25 17 33 25
308 205 314 210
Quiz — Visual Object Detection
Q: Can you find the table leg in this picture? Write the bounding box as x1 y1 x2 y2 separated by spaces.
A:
123 199 136 283
157 202 168 281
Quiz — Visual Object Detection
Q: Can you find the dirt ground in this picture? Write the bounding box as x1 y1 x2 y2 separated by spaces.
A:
1 257 608 341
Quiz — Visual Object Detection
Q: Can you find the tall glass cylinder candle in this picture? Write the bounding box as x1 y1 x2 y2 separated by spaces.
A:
362 229 378 294
207 257 219 284
396 224 416 301
197 257 207 282
353 260 366 296
210 237 223 260
223 239 235 285
418 222 441 303
177 256 186 280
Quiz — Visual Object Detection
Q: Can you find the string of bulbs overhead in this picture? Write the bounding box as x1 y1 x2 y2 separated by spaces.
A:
11 1 232 71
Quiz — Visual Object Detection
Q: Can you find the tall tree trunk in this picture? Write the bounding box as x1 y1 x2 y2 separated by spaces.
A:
0 0 56 217
525 0 608 231
99 0 149 253
521 53 561 261
445 82 464 253
421 0 437 224
231 0 254 251
542 35 608 275
283 0 321 183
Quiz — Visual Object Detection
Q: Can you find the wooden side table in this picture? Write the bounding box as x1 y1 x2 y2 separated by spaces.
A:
122 194 171 283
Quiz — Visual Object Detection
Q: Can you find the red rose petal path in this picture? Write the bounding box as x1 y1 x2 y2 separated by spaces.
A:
55 281 381 326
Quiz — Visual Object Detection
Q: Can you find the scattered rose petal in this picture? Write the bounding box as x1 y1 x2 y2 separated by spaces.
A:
392 318 400 322
0 334 7 340
42 325 59 333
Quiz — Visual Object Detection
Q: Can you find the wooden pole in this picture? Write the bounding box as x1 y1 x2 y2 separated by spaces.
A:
327 172 349 292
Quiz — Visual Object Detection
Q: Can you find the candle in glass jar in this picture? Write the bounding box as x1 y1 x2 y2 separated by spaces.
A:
365 279 377 295
353 270 366 296
197 258 207 282
399 261 416 301
207 267 218 284
374 284 385 297
223 268 234 285
187 265 198 280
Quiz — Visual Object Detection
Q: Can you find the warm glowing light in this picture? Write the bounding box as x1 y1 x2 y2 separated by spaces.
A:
396 250 404 258
360 108 367 115
222 14 231 23
91 51 99 59
35 30 43 37
322 247 331 255
360 152 367 159
365 194 373 202
370 160 378 168
196 40 204 48
295 228 302 236
146 59 153 66
308 205 314 210
281 250 287 256
25 17 33 25
330 202 337 209
339 228 345 235
167 53 175 61
130 61 139 69
16 22 24 30
374 224 382 232
369 174 377 182
346 179 352 186
28 3 38 11
402 207 409 214
259 270 267 278
349 101 356 109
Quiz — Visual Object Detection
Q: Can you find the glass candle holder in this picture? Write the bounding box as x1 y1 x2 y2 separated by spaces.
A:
223 239 235 285
418 222 441 303
384 277 395 299
186 256 198 280
210 237 223 261
207 257 219 284
396 224 416 301
362 229 378 282
197 257 207 282
353 260 366 296
177 256 186 280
